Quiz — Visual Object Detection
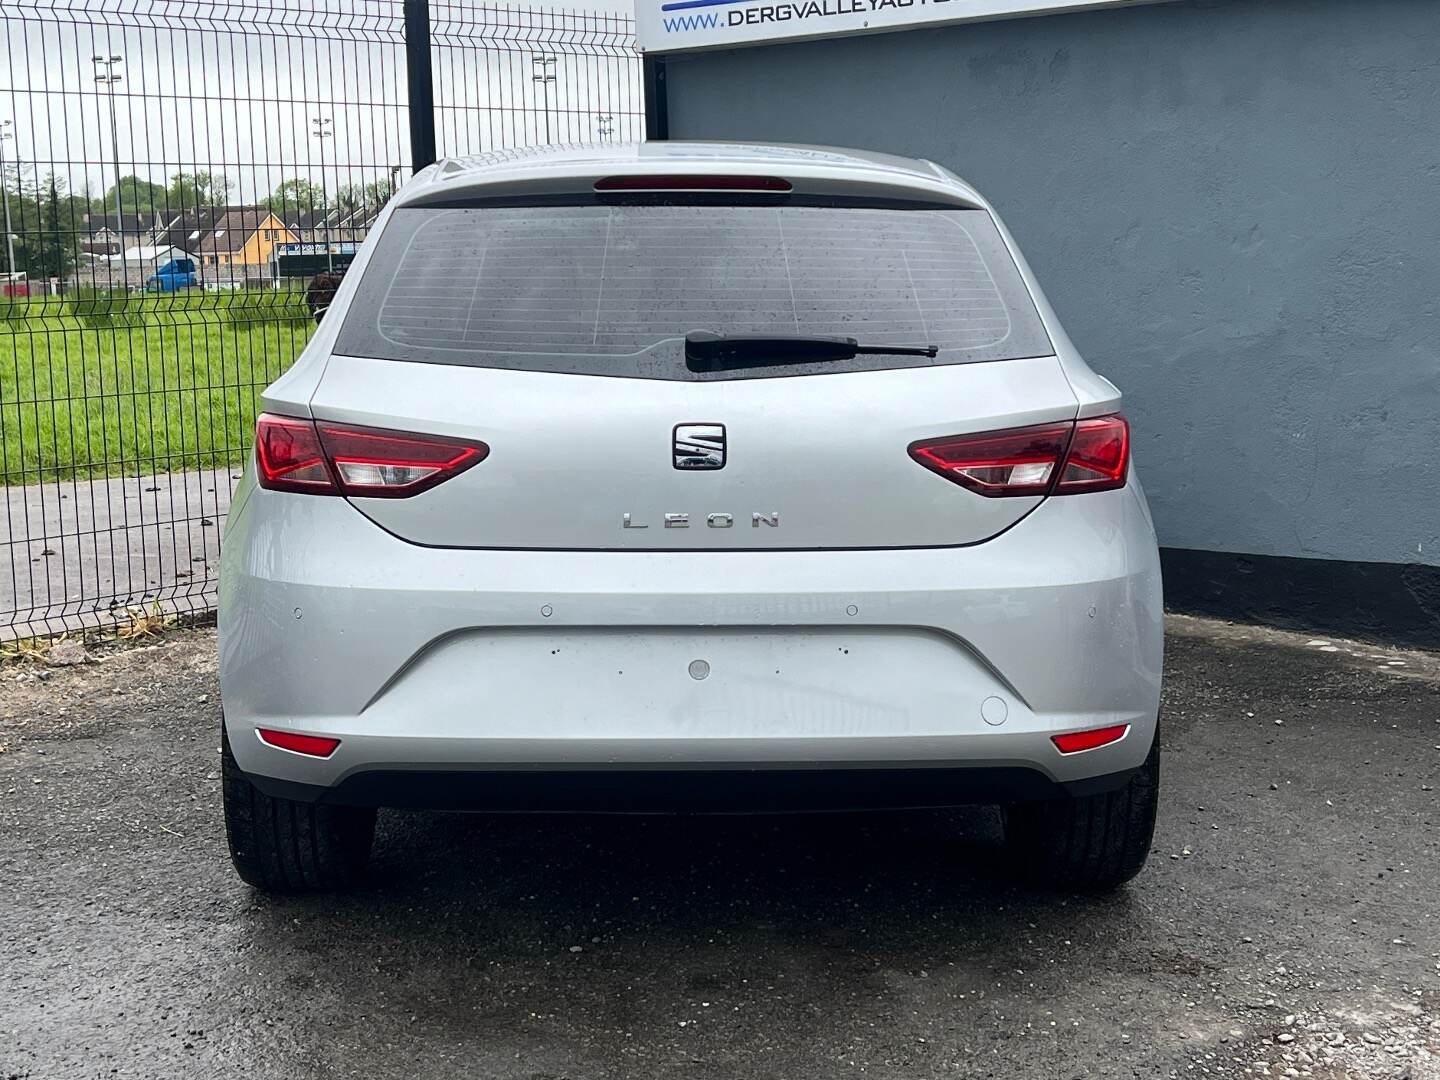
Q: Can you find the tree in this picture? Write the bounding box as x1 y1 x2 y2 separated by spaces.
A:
264 179 326 214
363 177 396 210
33 173 78 281
1 166 38 275
333 183 364 217
98 174 166 216
166 171 231 209
330 178 396 217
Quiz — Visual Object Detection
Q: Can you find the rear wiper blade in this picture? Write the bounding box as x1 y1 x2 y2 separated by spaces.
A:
684 331 938 372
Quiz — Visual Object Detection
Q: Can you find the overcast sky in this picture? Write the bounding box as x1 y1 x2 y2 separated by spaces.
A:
1 0 642 209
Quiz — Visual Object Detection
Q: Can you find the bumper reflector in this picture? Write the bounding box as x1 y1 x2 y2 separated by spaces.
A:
257 728 341 758
1051 724 1130 754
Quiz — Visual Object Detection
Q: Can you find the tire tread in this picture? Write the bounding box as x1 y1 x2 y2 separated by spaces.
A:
221 727 375 893
1003 728 1160 892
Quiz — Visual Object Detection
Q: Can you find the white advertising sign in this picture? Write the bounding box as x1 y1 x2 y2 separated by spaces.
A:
637 0 1164 53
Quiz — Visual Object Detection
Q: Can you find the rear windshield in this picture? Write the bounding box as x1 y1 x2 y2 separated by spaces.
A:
335 205 1052 379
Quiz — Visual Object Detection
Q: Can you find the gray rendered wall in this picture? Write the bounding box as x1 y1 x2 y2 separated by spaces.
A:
664 0 1440 567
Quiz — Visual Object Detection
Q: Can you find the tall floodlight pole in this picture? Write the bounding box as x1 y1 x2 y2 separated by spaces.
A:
311 116 333 273
0 121 16 279
93 55 126 289
532 55 556 145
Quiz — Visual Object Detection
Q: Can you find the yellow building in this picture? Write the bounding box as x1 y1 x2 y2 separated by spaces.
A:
196 209 298 275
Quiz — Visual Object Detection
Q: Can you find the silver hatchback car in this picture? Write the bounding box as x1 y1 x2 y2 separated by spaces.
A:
219 142 1163 893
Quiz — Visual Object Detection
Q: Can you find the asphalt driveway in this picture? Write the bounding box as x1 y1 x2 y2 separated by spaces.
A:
0 468 233 640
1 615 1437 1079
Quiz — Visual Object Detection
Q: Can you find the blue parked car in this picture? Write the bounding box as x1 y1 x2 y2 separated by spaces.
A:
145 257 199 292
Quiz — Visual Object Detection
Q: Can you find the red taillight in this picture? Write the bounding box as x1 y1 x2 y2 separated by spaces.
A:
316 421 488 498
1055 416 1130 494
594 174 793 192
910 423 1072 497
908 415 1129 498
254 413 488 498
1051 724 1130 754
257 728 341 758
254 413 333 494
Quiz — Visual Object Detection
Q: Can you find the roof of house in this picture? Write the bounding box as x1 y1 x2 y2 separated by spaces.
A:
334 205 381 232
277 205 382 238
119 244 190 263
83 211 163 236
276 208 325 232
157 206 250 250
195 209 285 254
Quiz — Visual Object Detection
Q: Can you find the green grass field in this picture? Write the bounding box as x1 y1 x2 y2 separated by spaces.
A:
0 292 315 486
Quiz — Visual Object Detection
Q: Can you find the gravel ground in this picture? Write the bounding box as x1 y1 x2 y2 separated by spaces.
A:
1 615 1437 1080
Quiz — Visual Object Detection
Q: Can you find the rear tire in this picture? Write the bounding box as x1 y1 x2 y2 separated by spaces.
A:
1002 728 1159 891
221 726 376 893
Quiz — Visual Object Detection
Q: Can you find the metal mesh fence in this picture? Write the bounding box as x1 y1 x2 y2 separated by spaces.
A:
0 0 641 639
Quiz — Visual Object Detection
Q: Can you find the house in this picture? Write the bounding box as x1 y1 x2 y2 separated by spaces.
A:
82 211 167 256
278 205 380 249
194 209 299 273
72 202 369 286
332 204 381 244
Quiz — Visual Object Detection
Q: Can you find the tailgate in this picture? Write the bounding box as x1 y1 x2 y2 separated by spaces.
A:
309 353 1078 550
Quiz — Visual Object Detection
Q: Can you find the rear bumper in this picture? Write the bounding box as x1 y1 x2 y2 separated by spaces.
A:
248 762 1145 811
218 476 1163 802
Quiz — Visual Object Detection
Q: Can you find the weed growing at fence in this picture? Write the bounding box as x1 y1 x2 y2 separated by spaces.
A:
218 287 314 331
0 295 29 323
65 288 150 329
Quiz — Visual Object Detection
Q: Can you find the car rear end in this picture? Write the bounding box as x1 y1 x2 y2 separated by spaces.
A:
218 144 1162 893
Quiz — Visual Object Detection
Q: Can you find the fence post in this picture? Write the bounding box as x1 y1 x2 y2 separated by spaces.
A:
404 0 437 169
643 56 669 140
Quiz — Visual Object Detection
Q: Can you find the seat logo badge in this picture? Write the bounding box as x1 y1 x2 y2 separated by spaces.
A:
673 423 726 470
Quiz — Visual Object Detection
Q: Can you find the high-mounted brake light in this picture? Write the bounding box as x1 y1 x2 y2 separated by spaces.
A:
1051 724 1130 754
594 174 793 192
257 728 341 758
255 413 488 498
908 415 1129 498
